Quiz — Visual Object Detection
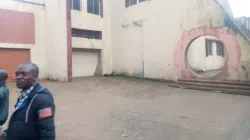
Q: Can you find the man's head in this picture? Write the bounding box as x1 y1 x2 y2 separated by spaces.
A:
15 62 39 89
0 70 8 84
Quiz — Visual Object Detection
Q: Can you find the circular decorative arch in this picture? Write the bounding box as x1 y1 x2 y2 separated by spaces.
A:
173 27 241 80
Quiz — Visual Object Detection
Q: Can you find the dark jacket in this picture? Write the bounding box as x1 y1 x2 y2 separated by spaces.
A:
6 84 55 140
0 84 9 126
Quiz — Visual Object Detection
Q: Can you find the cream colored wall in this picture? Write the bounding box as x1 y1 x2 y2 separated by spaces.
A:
71 0 102 31
72 50 100 77
44 0 68 81
187 36 225 71
71 0 113 76
0 0 47 78
20 0 45 5
230 31 250 81
110 0 225 79
100 0 113 75
72 37 102 49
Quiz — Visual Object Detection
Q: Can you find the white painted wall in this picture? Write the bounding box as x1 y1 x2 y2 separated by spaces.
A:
0 0 47 78
71 0 102 31
232 32 250 81
100 0 113 75
0 0 69 81
19 0 45 5
72 37 102 49
71 0 113 75
72 50 100 77
44 0 68 81
110 0 225 79
187 36 225 71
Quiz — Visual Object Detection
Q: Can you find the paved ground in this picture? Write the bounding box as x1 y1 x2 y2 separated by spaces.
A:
5 76 250 140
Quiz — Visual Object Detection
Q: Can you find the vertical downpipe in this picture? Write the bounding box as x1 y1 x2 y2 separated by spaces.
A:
140 23 144 80
142 60 144 79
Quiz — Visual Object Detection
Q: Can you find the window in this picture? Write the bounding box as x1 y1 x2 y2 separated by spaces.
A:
205 39 213 57
71 0 81 11
216 42 224 57
87 0 100 15
72 28 102 40
125 0 146 7
205 39 224 57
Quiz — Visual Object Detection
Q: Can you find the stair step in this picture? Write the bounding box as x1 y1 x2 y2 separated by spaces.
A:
178 79 250 86
168 83 250 96
172 81 250 90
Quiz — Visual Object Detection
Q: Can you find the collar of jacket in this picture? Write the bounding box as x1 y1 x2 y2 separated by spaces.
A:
15 83 44 110
26 83 43 101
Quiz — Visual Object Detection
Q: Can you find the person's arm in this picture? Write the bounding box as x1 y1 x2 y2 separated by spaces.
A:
0 131 6 140
0 88 4 112
35 94 56 140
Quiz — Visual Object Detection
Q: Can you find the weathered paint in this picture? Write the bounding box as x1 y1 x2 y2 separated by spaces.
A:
72 49 100 77
0 9 35 44
0 0 46 78
66 0 72 82
110 0 226 80
174 27 241 80
0 48 30 81
187 36 226 72
44 0 68 81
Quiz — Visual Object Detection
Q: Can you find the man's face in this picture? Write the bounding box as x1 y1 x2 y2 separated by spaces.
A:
15 65 36 89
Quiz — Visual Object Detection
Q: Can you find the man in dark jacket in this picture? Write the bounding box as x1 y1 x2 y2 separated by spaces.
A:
0 70 9 128
0 63 56 140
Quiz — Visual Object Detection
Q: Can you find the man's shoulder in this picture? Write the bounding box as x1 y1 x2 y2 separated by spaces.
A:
0 86 9 95
33 92 55 107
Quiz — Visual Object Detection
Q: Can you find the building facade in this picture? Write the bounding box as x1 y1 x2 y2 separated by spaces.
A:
0 0 112 82
0 0 250 82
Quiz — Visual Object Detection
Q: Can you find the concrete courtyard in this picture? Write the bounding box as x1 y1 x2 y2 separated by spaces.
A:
6 76 250 140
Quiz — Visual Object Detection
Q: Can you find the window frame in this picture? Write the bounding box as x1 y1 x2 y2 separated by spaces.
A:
205 39 213 57
87 0 101 16
71 0 82 11
125 0 146 8
205 39 224 57
72 28 102 40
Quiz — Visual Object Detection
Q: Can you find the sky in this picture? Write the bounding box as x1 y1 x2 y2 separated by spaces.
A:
228 0 250 17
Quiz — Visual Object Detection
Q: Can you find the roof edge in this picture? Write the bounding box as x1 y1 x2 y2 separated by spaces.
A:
214 0 250 43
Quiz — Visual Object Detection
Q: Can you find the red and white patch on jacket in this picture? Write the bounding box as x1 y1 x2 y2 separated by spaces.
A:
39 107 52 119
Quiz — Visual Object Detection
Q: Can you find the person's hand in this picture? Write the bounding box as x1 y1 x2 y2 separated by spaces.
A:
0 132 5 140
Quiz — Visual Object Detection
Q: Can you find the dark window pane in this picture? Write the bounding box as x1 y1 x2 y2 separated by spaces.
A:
209 42 213 56
205 39 209 57
72 28 102 40
216 42 220 56
87 0 94 13
71 0 73 9
129 0 137 6
94 0 100 15
72 0 81 11
205 39 213 57
88 0 100 15
139 0 146 2
216 42 225 57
